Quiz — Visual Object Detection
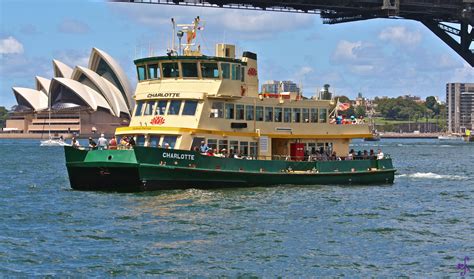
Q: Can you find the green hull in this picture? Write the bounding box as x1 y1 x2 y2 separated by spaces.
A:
65 146 396 192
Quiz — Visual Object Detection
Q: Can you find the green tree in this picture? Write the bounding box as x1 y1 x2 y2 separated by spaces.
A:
0 106 8 128
355 106 366 118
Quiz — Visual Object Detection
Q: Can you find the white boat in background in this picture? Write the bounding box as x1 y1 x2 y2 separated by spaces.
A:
40 138 70 147
438 134 464 141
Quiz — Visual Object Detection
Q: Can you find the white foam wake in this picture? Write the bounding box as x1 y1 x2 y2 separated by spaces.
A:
398 172 469 181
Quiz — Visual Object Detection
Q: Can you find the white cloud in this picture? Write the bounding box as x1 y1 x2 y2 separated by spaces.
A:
58 19 90 34
110 4 312 40
449 62 474 82
0 36 24 55
379 26 422 46
54 49 90 67
333 40 362 61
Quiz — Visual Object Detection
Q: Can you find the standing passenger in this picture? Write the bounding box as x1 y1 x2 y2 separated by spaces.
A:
97 133 108 150
109 137 117 150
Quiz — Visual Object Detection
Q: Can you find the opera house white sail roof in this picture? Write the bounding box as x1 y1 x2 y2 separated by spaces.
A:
11 48 133 118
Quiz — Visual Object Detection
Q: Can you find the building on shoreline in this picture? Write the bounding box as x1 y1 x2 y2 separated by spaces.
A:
5 48 133 137
446 83 474 134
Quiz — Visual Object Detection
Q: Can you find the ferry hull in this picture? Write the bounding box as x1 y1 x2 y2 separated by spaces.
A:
65 146 395 192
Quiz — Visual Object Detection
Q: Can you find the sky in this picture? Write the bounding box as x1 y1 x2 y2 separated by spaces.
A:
0 0 473 108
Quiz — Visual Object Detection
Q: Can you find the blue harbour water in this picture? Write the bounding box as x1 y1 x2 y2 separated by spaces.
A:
0 139 472 277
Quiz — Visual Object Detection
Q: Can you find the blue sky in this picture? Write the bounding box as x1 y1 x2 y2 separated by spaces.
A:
1 0 473 108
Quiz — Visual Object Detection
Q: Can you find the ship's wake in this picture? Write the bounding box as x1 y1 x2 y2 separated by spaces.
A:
397 172 469 181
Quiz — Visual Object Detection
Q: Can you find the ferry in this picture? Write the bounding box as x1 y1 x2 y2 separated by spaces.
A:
64 17 396 192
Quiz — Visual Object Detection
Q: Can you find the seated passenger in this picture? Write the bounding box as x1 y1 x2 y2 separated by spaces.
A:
128 136 136 147
206 149 214 156
199 141 210 154
369 149 375 159
71 137 80 148
233 150 242 159
347 149 354 160
362 150 369 159
164 143 170 149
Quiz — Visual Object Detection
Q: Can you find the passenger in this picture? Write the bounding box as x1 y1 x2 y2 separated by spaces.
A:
214 148 225 158
199 141 210 154
369 149 375 159
351 115 356 124
59 135 64 142
228 149 235 158
233 150 242 159
128 136 136 147
330 151 337 161
206 148 214 156
192 146 199 152
97 133 108 150
71 137 80 148
88 137 97 150
219 148 227 158
347 149 354 160
119 136 128 149
109 137 117 150
377 149 384 160
362 150 369 159
164 142 170 149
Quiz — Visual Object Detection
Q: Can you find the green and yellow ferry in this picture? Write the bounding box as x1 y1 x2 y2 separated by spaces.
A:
65 18 395 192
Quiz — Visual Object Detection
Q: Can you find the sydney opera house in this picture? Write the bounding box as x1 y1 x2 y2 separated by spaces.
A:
5 48 133 137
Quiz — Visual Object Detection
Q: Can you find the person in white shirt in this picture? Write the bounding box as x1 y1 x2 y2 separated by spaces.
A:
97 133 108 150
377 149 384 160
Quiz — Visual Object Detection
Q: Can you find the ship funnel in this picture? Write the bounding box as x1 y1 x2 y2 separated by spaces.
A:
242 51 258 96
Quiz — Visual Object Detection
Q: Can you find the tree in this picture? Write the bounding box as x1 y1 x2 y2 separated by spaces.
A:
355 106 366 118
0 106 8 128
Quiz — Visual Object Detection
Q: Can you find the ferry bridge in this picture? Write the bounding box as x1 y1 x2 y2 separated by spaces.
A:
111 0 474 67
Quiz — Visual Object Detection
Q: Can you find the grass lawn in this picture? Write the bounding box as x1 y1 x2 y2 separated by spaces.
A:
373 117 444 125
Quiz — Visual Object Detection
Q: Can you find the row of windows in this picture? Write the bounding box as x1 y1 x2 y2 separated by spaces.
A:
210 102 328 123
134 100 198 117
196 138 258 157
134 135 179 148
137 61 246 82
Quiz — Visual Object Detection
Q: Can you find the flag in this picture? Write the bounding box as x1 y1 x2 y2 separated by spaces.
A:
336 100 351 111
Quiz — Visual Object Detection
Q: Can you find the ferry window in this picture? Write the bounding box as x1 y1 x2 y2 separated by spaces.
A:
230 141 239 154
302 108 310 123
274 107 282 122
207 139 217 151
134 101 145 116
181 62 198 78
163 135 178 149
319 108 327 123
236 104 245 120
210 102 224 118
144 101 156 116
136 135 146 146
149 135 161 147
148 64 160 80
284 108 292 123
246 105 254 121
292 108 301 123
225 103 235 119
236 65 241 81
250 142 258 158
137 66 146 81
231 64 237 80
240 141 249 156
310 108 318 123
162 62 179 78
201 63 219 78
241 67 245 82
155 100 168 115
256 106 264 121
221 63 230 79
168 100 182 115
265 107 273 122
218 140 228 152
182 100 198 115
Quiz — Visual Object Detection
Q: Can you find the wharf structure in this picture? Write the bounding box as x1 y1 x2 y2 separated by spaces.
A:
446 83 474 134
4 48 133 137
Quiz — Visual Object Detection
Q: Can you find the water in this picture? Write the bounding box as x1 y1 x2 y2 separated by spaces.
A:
0 139 472 277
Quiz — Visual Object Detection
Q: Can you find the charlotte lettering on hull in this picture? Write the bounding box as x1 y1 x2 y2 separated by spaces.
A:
147 93 180 98
162 152 195 160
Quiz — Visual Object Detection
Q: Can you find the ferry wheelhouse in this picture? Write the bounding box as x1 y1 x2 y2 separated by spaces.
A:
64 18 395 191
